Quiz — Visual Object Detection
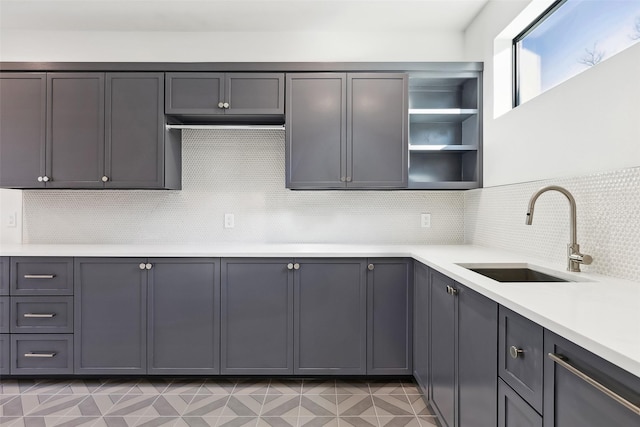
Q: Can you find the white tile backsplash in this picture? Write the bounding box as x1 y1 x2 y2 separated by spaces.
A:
464 167 640 282
23 129 464 245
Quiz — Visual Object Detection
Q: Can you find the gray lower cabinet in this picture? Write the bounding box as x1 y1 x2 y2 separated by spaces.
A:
367 258 412 375
221 258 293 374
543 330 640 427
429 269 498 427
11 333 73 375
498 378 542 427
74 258 147 374
148 258 220 374
294 258 367 374
0 333 9 375
0 257 8 295
10 296 73 334
413 262 430 396
285 73 408 189
11 257 74 296
0 73 46 188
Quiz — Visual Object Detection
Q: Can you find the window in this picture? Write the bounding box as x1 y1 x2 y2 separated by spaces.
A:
513 0 640 106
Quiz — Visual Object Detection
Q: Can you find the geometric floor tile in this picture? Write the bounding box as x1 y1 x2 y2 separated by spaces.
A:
0 378 435 427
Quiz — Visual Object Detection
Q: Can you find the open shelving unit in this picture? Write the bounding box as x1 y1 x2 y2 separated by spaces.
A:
407 74 482 189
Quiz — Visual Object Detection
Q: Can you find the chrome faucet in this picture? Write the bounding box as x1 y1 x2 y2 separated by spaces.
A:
526 185 593 272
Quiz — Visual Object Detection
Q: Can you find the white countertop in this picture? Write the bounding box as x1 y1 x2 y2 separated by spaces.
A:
2 242 639 378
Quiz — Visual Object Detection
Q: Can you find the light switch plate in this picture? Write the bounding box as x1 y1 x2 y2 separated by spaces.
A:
224 213 235 229
421 213 431 228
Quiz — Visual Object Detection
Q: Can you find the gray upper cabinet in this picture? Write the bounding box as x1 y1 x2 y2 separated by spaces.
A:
367 258 412 375
294 258 367 374
47 73 105 188
543 330 640 427
74 258 147 374
0 73 46 188
413 262 430 396
221 258 293 375
286 73 408 189
147 258 220 374
105 73 180 189
166 72 284 116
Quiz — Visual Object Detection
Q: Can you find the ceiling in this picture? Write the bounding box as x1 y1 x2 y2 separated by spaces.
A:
0 0 490 33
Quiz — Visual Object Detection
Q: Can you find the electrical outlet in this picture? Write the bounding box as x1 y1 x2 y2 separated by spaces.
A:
224 213 235 229
421 213 431 228
6 212 17 228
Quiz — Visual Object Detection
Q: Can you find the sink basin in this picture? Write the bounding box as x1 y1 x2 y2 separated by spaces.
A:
456 263 585 283
466 267 568 282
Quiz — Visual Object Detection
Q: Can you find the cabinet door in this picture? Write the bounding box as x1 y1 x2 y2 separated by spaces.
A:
74 258 146 374
0 73 46 188
225 73 284 115
498 379 542 427
543 331 640 427
165 72 224 115
148 258 220 374
0 297 8 334
348 73 408 188
221 258 293 374
46 73 104 188
0 334 8 375
413 262 430 396
458 285 498 427
286 73 347 189
0 257 8 295
294 258 366 374
429 270 456 427
105 73 166 189
367 258 412 375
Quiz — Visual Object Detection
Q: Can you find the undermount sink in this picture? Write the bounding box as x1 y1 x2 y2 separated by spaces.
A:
456 263 588 283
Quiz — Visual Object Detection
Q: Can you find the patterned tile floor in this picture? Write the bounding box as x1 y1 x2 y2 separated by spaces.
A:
0 378 438 427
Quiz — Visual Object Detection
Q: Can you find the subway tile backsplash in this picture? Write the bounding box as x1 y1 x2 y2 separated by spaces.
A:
23 129 463 245
464 166 640 282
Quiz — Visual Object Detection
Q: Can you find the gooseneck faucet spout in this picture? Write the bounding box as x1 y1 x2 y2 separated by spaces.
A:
525 185 592 272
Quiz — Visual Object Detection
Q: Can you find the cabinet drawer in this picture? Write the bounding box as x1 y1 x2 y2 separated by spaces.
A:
11 296 73 333
0 334 9 375
0 296 9 333
499 306 544 413
11 334 73 374
11 257 73 295
498 379 542 427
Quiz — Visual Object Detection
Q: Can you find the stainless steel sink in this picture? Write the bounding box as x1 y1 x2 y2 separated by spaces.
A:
456 263 588 283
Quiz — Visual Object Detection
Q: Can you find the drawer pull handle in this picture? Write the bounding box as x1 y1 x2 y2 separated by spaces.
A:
24 274 56 279
24 352 56 358
548 353 640 415
24 313 56 318
509 345 524 359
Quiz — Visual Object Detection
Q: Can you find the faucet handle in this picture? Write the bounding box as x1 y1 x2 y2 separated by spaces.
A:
570 253 593 265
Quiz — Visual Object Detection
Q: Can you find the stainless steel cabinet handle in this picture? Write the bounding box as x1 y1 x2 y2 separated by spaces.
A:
287 263 294 270
368 264 375 271
340 177 346 182
346 177 352 182
42 176 50 182
293 263 300 270
101 176 109 182
24 352 56 358
509 345 524 359
139 263 146 270
24 274 56 279
218 102 224 108
37 176 43 182
24 313 56 318
145 263 153 270
446 285 458 296
223 102 230 109
548 353 640 415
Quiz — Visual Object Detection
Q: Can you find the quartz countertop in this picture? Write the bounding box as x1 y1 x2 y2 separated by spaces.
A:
2 242 639 378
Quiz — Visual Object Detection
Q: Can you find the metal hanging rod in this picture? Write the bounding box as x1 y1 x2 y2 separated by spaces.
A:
165 124 285 131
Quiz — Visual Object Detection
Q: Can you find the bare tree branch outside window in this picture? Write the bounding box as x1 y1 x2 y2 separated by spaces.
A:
631 16 640 40
578 43 606 66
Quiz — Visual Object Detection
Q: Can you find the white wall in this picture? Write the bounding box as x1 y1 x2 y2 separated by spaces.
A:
465 1 640 187
0 29 465 62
